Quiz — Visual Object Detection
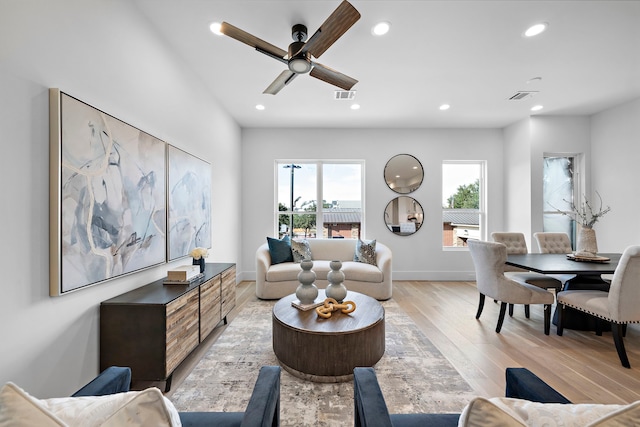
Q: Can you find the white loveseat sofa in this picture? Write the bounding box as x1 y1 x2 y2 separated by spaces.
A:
256 239 392 300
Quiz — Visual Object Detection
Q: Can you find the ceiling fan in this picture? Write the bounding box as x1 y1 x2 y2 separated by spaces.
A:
219 0 361 95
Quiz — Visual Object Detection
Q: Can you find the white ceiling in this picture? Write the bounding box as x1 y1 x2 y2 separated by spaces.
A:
133 0 640 129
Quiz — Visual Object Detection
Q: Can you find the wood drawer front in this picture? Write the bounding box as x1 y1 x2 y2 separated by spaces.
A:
165 289 199 375
221 266 236 318
200 277 221 341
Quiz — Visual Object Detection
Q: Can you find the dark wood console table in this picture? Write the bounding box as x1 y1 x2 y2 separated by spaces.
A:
100 263 235 391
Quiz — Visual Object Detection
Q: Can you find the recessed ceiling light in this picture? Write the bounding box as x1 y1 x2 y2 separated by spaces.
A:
255 104 265 111
439 104 450 111
531 105 544 112
372 21 391 36
210 22 223 35
524 22 548 37
351 104 361 110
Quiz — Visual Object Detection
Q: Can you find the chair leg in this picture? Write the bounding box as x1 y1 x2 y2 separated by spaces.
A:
596 318 603 336
508 304 514 317
524 305 530 319
496 302 507 333
612 323 631 368
543 304 551 335
476 293 485 319
623 324 628 337
557 304 565 336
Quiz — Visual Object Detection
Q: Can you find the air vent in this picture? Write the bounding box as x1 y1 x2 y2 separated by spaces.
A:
508 91 538 100
334 90 356 100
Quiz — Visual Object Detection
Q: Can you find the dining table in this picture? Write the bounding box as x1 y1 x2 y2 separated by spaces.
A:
505 252 622 331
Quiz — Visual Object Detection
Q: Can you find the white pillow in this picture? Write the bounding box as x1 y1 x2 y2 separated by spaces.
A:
458 397 640 427
0 382 181 427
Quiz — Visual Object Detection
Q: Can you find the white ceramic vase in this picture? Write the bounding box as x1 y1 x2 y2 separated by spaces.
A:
325 260 347 302
576 226 598 256
296 259 318 304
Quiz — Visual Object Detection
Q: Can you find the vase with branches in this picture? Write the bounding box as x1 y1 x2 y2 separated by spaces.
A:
554 192 610 256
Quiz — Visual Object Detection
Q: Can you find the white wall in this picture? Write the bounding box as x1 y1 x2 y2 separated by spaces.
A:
0 1 241 397
241 128 504 282
502 116 591 249
590 98 640 252
503 119 533 245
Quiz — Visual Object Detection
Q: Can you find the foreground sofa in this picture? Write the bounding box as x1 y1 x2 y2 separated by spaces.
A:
354 367 571 427
256 238 392 300
0 366 281 427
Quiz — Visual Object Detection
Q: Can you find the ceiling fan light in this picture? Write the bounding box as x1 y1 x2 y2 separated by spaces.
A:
289 57 312 74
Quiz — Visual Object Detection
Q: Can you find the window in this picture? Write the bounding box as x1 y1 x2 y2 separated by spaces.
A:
276 161 363 239
543 155 578 247
442 161 485 248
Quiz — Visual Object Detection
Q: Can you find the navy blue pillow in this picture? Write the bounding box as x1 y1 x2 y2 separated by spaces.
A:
267 235 293 265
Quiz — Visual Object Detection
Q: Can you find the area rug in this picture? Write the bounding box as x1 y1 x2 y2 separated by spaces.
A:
170 299 476 426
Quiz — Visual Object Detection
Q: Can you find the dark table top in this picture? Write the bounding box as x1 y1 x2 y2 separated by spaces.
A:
273 290 384 334
506 253 621 275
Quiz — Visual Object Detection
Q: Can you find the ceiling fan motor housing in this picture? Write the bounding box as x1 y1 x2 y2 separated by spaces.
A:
288 40 311 73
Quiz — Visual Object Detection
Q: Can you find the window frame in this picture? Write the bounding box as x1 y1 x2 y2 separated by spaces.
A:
441 160 487 250
542 153 583 248
274 160 365 239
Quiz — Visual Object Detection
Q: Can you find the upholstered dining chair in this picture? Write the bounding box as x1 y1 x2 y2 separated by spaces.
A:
557 245 640 368
533 232 573 254
533 232 576 285
468 239 555 335
492 232 563 291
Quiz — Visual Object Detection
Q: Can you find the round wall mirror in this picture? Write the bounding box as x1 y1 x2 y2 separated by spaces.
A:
384 154 424 194
384 196 424 236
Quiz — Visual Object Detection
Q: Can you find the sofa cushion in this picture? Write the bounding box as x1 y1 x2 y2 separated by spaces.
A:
264 260 383 284
267 236 293 265
0 382 181 427
291 239 312 263
354 239 377 266
458 396 640 427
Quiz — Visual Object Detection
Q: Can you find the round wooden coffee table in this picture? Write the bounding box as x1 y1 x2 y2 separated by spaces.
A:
272 290 385 382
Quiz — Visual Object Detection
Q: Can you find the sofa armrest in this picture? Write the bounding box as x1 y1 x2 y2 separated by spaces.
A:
353 367 394 427
505 368 570 403
256 243 271 280
71 366 131 397
376 243 392 291
241 366 281 427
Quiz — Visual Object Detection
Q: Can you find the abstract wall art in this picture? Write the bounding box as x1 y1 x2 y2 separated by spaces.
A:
167 145 212 260
49 89 167 295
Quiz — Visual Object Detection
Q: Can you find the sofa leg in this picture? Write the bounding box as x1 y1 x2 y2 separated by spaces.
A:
165 373 173 393
525 304 530 319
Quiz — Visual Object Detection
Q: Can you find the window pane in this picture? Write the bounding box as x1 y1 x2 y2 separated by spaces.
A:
277 163 316 211
543 213 575 248
442 163 482 248
543 157 573 212
322 163 362 239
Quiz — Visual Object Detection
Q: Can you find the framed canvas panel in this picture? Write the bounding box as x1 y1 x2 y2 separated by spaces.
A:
167 145 212 260
49 89 167 295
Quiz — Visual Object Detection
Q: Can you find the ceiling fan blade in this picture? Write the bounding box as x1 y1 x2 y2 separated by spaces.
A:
263 70 298 95
220 22 288 60
310 63 357 90
299 0 361 59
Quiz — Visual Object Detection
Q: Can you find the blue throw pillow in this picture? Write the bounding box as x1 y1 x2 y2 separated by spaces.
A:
267 235 293 265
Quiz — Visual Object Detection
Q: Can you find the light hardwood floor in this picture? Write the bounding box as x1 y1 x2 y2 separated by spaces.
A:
161 280 640 404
